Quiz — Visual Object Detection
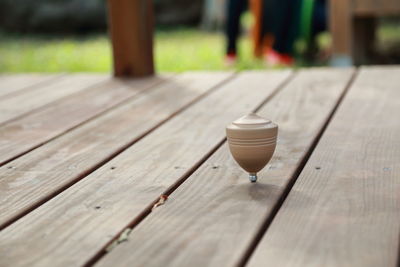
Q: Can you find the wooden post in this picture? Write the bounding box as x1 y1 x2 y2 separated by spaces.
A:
107 0 154 77
329 0 353 66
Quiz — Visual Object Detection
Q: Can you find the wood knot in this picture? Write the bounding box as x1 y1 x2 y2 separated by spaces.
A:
151 195 168 211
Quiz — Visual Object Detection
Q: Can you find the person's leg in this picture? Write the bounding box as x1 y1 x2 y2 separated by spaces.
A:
305 0 327 61
263 0 299 65
269 0 287 54
312 0 327 37
225 0 247 55
272 0 301 55
259 0 276 55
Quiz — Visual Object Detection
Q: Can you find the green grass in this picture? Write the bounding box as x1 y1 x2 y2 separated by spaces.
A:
0 29 265 73
1 21 399 73
155 29 265 71
0 34 109 72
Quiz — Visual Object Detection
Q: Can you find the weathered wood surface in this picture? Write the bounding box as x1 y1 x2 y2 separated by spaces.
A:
247 67 400 267
0 72 231 229
0 68 398 267
94 68 355 267
0 74 62 98
0 74 108 125
0 75 168 166
0 71 291 267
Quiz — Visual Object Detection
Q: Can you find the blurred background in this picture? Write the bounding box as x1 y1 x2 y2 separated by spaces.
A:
0 0 399 72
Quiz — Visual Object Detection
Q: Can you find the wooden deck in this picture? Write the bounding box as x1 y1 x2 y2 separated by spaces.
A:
0 67 399 267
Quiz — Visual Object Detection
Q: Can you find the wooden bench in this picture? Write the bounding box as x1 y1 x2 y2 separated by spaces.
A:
330 0 400 65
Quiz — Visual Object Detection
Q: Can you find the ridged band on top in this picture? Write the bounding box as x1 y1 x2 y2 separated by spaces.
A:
227 136 277 146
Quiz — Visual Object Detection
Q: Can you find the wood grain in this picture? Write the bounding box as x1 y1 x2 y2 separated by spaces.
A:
0 70 291 267
247 67 400 267
0 72 232 230
94 68 355 267
0 75 169 166
107 0 154 77
0 74 108 125
0 74 62 99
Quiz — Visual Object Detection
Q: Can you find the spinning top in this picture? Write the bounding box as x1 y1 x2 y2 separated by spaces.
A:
226 113 278 182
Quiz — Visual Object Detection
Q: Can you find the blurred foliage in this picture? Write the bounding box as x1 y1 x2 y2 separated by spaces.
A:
154 0 203 26
0 0 106 33
374 18 400 64
0 0 203 33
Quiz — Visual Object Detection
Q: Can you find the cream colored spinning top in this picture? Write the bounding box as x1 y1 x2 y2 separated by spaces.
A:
226 113 278 182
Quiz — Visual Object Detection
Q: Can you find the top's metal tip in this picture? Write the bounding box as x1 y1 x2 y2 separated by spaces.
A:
249 173 257 183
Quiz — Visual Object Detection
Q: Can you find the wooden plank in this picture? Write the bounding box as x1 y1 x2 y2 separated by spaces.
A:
0 74 62 98
0 75 169 166
94 68 355 267
247 66 400 267
0 72 232 229
107 0 154 77
0 74 109 125
0 70 291 267
354 0 400 16
354 7 400 16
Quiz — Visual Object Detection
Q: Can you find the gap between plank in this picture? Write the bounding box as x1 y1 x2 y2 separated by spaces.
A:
237 68 359 267
0 73 236 231
0 75 174 167
83 71 297 267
